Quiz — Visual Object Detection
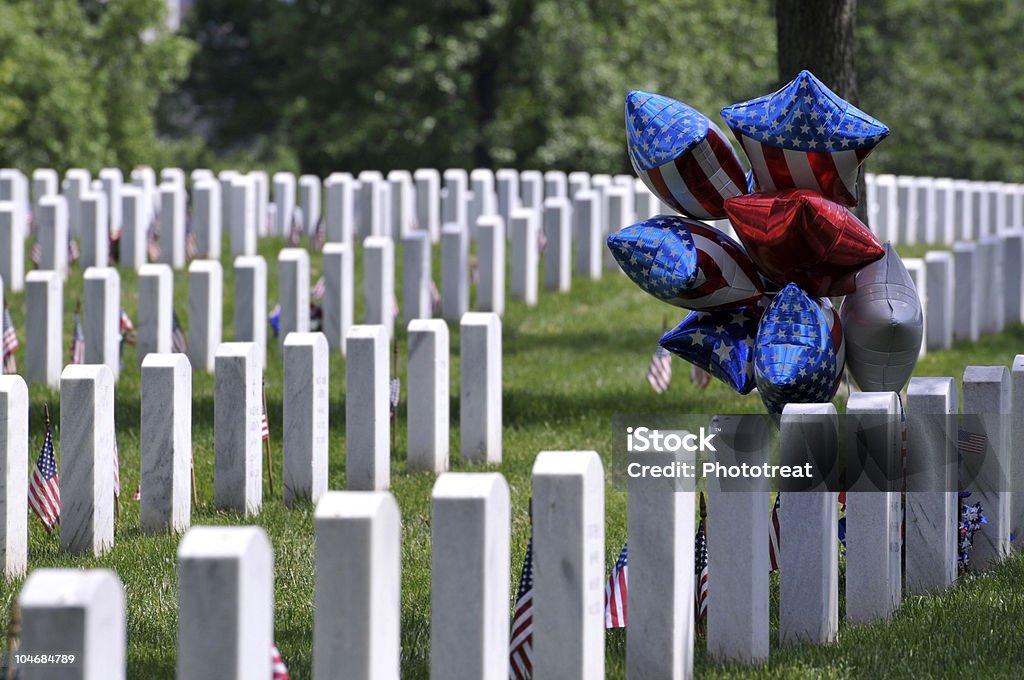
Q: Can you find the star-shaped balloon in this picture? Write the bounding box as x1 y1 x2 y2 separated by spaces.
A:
607 215 764 311
754 283 846 415
626 91 749 220
840 242 923 392
724 189 884 296
720 69 889 207
659 300 766 394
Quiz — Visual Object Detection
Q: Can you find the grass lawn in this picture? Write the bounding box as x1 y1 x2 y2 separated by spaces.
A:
1 237 1022 678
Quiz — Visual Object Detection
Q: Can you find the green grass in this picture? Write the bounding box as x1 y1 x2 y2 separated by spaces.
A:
2 238 1023 679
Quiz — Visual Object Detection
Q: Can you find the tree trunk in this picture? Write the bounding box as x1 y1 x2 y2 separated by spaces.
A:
776 0 866 221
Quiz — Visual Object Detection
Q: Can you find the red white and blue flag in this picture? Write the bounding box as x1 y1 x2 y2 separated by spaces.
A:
604 542 628 628
509 537 534 680
271 643 290 680
29 422 60 531
695 518 709 624
70 313 85 365
647 346 672 394
2 307 18 374
769 494 781 572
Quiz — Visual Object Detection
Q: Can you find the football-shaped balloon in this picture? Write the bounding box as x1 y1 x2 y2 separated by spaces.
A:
724 189 884 296
607 215 764 310
720 69 889 207
840 242 923 392
626 91 749 220
754 284 845 415
659 301 766 394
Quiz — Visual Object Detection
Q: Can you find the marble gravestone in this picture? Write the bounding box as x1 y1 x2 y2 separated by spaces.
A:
32 168 59 215
79 190 109 269
431 473 510 680
572 190 601 280
358 171 386 238
977 235 1004 334
25 270 63 387
249 170 270 237
193 179 222 260
476 216 506 315
905 377 958 593
282 332 329 507
924 251 954 351
0 204 23 293
509 208 539 306
325 173 356 244
36 194 69 277
140 353 192 535
441 225 469 322
60 364 115 556
962 365 1011 568
542 197 571 292
313 492 401 680
278 248 311 343
460 313 502 464
407 319 449 473
845 391 902 623
532 451 604 680
233 256 268 369
346 326 390 491
273 172 297 237
952 242 980 342
0 375 27 578
214 342 262 516
414 168 441 243
1013 356 1024 552
177 526 273 680
64 168 91 238
19 569 126 680
83 267 121 378
160 183 187 269
229 175 257 256
402 231 432 324
120 186 147 270
1003 231 1024 326
299 174 322 234
468 169 496 240
778 404 839 645
188 260 223 373
519 170 543 216
496 168 520 228
322 243 354 354
364 237 395 342
387 170 415 240
442 169 469 230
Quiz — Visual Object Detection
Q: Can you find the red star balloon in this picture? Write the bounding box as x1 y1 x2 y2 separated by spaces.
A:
724 189 884 297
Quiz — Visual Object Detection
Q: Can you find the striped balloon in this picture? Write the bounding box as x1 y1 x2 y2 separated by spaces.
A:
626 91 748 220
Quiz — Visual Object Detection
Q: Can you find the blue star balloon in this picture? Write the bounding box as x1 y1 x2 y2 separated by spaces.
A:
659 300 766 394
607 215 764 311
754 283 846 415
720 70 889 207
626 91 749 220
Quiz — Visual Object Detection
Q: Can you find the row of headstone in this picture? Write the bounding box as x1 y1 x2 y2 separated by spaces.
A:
866 173 1024 245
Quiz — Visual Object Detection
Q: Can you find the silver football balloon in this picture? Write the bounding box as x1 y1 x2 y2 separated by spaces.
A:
840 242 924 392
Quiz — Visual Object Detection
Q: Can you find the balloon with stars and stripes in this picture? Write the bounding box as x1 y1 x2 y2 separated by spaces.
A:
626 90 749 220
754 284 845 416
720 69 889 208
607 215 763 311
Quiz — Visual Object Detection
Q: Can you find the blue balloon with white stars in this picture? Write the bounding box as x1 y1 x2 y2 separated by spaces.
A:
659 301 766 394
754 283 845 415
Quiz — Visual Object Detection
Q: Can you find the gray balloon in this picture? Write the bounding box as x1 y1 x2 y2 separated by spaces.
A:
840 242 924 392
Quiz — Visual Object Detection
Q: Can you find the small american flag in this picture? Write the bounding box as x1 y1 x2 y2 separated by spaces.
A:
29 422 60 531
171 311 188 354
695 518 709 625
120 309 136 345
537 226 547 255
133 484 140 502
647 346 672 394
690 364 712 389
604 542 628 628
958 427 987 457
311 276 326 302
70 313 85 365
2 307 18 374
186 232 198 259
389 378 401 418
429 280 441 316
271 643 290 680
68 238 80 264
287 210 303 246
261 402 270 441
113 430 120 499
508 537 534 680
30 241 41 267
310 219 326 251
768 494 780 572
147 229 160 262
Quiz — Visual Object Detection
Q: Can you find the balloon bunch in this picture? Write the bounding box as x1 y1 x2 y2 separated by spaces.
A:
609 71 924 415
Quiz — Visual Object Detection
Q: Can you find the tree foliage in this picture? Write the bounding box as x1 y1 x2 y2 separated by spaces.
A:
0 0 194 173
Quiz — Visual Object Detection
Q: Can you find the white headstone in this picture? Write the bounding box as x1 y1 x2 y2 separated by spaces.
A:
905 377 958 593
543 197 571 292
952 242 980 342
532 451 604 679
193 179 222 260
322 243 354 354
79 190 109 268
249 171 270 237
0 375 27 578
233 256 267 369
357 171 386 238
32 168 59 215
119 186 146 270
962 365 1011 568
325 173 356 244
36 194 69 277
0 203 23 292
543 170 568 200
413 168 441 243
978 235 1004 334
924 251 953 350
140 353 192 534
1003 231 1024 325
845 391 902 622
25 270 62 387
1013 356 1024 551
273 172 297 237
495 168 520 227
431 473 510 680
188 260 223 372
509 208 539 305
442 169 469 230
278 248 311 343
137 264 173 366
214 342 262 515
65 168 91 238
519 170 543 215
572 189 601 280
177 526 273 680
387 170 415 240
476 216 505 315
903 257 927 357
346 325 389 490
402 231 432 323
229 175 257 256
469 169 497 240
60 364 115 556
460 312 502 464
19 569 126 679
283 332 329 507
441 224 469 322
363 236 395 342
160 183 187 271
313 492 401 680
83 267 121 378
567 172 590 200
299 174 322 234
99 168 123 237
407 319 449 473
